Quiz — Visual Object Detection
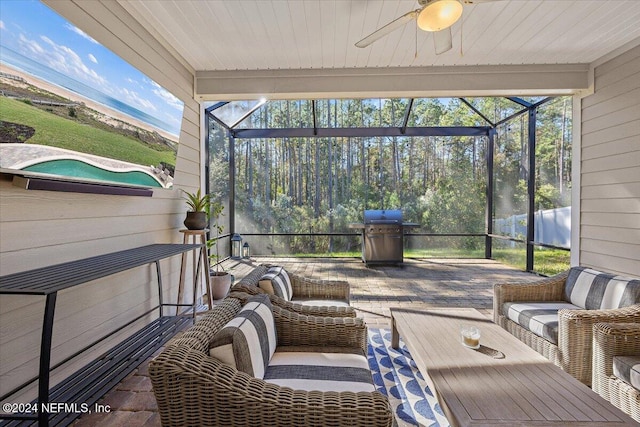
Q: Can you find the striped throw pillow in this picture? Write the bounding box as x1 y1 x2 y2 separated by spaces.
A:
209 294 277 379
259 266 293 301
565 267 640 310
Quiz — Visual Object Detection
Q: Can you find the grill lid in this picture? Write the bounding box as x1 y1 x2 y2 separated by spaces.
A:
364 209 402 224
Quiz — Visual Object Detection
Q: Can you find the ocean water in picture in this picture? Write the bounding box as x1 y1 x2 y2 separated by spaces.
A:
0 45 176 136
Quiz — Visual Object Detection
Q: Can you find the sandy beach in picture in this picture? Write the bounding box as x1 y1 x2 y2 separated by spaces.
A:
0 63 179 142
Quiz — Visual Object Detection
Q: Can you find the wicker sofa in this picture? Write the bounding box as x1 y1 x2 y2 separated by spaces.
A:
493 266 640 385
150 295 393 427
232 264 356 317
593 322 640 422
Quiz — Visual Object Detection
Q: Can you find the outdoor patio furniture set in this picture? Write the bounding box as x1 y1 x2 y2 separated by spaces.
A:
150 266 393 427
390 306 638 426
495 266 640 421
150 264 640 425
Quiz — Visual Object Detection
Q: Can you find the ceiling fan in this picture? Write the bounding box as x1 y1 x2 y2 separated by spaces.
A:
355 0 498 55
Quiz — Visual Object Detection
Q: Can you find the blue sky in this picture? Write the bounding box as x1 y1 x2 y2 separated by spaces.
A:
0 0 184 136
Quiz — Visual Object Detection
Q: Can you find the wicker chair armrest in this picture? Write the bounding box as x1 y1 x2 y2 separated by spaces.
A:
273 298 356 317
274 306 367 351
229 289 356 319
593 322 640 381
229 289 356 317
235 265 269 287
594 322 640 354
290 274 351 302
150 347 394 427
493 270 569 322
231 283 264 296
560 305 640 324
557 305 640 384
558 305 640 346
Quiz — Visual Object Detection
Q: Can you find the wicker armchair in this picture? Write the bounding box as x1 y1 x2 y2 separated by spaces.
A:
232 264 356 317
593 323 640 422
493 269 640 385
150 298 393 427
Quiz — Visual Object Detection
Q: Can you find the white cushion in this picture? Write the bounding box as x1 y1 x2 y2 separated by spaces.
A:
504 301 580 344
613 356 640 391
264 351 374 392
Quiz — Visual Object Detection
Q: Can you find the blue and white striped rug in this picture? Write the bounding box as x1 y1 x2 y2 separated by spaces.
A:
368 328 450 427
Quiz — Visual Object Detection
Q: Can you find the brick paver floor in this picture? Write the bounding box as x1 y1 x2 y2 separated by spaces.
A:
71 257 538 426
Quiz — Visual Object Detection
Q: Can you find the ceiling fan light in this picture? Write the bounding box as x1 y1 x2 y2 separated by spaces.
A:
417 0 463 32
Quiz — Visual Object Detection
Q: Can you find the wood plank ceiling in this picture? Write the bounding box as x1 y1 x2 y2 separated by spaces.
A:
119 0 640 71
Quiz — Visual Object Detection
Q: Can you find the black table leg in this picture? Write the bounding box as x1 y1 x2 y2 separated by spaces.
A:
38 292 57 427
155 261 163 317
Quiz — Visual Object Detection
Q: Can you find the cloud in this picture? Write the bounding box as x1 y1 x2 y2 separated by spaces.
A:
153 87 183 110
40 35 106 87
163 112 182 134
18 33 107 88
0 20 5 30
65 23 99 44
19 33 45 55
118 87 158 112
15 30 182 132
130 78 182 115
149 80 183 110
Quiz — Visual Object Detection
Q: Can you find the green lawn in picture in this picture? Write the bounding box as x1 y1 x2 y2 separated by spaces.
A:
1 97 175 166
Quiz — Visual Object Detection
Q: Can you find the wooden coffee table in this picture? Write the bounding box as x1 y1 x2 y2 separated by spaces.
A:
390 307 637 426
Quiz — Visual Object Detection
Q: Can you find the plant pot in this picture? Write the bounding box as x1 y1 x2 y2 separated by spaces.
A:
210 271 232 300
184 211 207 230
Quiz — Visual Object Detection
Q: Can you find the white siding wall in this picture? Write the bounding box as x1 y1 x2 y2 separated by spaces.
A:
580 44 640 277
0 1 202 402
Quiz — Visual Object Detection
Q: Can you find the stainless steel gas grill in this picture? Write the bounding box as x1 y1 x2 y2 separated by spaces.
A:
349 210 419 264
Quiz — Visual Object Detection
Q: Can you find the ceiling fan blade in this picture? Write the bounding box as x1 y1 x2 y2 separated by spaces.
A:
355 10 419 48
433 27 453 55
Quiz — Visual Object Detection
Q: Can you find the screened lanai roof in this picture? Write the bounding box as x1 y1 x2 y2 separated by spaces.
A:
206 96 552 136
205 94 573 275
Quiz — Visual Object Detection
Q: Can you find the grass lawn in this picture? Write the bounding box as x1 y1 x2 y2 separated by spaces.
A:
492 247 570 276
1 97 175 166
289 246 569 277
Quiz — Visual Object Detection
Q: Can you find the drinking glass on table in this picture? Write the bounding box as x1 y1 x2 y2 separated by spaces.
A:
460 325 481 349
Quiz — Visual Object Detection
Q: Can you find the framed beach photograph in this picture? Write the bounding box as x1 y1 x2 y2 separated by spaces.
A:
0 1 184 191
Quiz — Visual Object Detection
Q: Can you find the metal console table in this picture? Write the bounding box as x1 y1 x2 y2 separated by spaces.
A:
0 243 202 427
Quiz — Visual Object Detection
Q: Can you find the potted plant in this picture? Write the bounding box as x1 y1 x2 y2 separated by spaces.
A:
182 188 209 230
207 200 232 300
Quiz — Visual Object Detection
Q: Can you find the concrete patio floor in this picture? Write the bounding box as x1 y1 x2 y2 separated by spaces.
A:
71 257 539 427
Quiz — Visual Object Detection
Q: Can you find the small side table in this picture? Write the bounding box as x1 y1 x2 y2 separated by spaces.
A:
178 229 213 319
